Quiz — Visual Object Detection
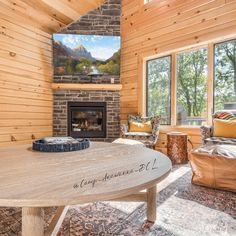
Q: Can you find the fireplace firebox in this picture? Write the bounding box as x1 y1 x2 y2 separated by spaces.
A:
68 102 107 138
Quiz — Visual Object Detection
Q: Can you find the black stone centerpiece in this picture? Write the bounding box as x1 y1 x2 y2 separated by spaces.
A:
32 137 90 152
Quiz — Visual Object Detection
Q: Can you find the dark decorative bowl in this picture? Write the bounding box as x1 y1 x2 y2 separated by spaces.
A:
32 138 90 152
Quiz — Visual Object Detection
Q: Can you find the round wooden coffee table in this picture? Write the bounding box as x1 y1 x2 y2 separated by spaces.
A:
0 142 171 236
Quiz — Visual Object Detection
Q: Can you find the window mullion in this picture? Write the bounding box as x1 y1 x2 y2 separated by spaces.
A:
171 53 177 126
207 43 214 125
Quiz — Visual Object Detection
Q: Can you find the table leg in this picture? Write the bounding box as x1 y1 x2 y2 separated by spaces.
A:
147 185 157 222
22 207 44 236
45 206 68 236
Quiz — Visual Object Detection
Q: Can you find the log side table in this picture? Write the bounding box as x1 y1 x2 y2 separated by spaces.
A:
167 132 188 164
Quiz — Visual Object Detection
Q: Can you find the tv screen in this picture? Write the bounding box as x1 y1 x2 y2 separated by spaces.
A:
53 34 121 76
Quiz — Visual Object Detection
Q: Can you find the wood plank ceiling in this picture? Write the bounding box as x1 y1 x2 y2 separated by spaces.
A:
0 0 106 33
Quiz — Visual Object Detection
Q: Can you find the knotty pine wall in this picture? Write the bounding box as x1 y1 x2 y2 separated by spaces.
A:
121 0 236 153
0 4 53 146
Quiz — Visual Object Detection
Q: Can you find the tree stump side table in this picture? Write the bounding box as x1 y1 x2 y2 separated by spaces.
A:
167 132 188 164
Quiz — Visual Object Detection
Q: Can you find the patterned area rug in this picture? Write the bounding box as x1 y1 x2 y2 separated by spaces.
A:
0 165 235 236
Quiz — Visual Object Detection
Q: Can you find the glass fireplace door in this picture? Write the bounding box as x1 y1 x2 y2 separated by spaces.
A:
68 102 106 138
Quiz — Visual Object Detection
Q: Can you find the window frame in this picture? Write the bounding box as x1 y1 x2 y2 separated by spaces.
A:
144 37 236 127
146 55 172 125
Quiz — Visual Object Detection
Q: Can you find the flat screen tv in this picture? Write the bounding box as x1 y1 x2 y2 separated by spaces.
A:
53 34 121 76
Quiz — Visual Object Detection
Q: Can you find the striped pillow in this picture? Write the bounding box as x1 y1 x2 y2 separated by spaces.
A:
213 110 236 120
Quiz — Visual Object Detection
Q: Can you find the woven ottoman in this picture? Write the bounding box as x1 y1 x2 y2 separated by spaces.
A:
189 145 236 192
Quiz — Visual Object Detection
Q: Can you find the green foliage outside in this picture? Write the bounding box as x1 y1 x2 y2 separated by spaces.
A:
147 56 171 124
214 39 236 110
147 40 236 126
177 48 208 122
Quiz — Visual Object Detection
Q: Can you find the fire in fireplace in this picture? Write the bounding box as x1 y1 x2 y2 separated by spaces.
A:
68 102 106 138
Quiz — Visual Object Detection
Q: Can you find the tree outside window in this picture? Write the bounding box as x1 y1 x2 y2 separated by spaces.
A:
146 38 236 126
176 48 208 126
214 39 236 111
146 56 171 125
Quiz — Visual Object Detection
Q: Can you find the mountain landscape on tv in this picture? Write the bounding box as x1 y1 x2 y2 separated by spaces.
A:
53 35 120 76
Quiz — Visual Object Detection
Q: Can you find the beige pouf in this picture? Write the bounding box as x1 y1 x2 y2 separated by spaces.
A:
112 138 144 146
189 145 236 192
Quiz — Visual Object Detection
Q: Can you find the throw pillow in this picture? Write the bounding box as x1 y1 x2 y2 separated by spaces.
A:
213 110 236 120
213 119 236 138
129 121 152 133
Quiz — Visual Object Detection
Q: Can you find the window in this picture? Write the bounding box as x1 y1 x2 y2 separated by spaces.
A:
145 37 236 127
146 56 171 125
214 39 236 111
176 48 208 126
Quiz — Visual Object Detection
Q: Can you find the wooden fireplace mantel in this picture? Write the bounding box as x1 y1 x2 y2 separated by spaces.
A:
52 83 122 91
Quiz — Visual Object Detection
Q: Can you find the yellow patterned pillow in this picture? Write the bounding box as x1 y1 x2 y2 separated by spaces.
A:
213 119 236 138
129 121 152 133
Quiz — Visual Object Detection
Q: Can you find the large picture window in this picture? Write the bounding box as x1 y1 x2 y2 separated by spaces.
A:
146 56 171 125
214 39 236 110
145 37 236 127
176 48 208 126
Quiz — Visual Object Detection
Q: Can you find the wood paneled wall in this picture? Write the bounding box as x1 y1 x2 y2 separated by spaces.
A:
120 0 236 152
0 3 53 146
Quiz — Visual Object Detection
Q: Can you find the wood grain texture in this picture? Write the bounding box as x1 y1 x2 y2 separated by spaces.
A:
0 0 106 147
110 192 147 202
52 83 123 91
207 43 214 125
120 0 236 153
22 207 44 236
0 2 53 147
147 185 157 222
0 142 171 207
0 0 106 33
167 132 188 164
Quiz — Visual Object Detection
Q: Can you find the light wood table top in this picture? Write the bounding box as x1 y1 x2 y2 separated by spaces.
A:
0 142 171 208
0 142 172 235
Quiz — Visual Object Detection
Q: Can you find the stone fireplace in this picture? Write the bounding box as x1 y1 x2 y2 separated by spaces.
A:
53 0 121 142
53 90 120 142
68 101 107 138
